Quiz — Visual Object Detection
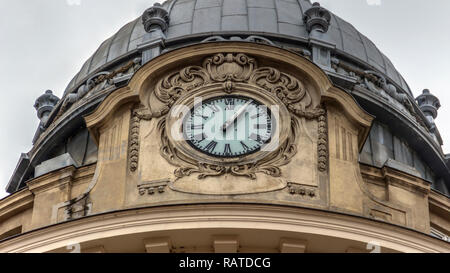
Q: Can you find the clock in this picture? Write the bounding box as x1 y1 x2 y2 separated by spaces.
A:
183 96 274 158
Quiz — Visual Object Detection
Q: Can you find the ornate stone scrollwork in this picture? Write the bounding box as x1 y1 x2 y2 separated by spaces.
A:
155 66 210 107
330 58 427 129
153 53 313 113
158 117 299 180
140 52 325 179
159 118 230 179
201 35 276 46
55 58 142 122
249 67 312 111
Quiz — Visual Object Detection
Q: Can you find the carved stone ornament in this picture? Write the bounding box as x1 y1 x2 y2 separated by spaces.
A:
55 58 142 122
153 53 314 113
303 2 331 33
131 53 327 179
159 116 299 180
330 58 427 129
34 90 60 121
287 182 317 199
142 3 170 33
138 179 169 196
129 106 154 172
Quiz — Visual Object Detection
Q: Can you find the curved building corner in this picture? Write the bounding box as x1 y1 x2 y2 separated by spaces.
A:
0 0 449 253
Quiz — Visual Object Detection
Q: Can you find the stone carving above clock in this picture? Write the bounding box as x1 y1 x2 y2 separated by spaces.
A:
130 52 327 183
149 53 316 117
82 43 373 220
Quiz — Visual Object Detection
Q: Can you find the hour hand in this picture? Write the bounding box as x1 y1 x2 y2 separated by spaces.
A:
222 100 253 131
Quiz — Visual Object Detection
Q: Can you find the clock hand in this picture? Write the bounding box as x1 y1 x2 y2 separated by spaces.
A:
222 100 253 132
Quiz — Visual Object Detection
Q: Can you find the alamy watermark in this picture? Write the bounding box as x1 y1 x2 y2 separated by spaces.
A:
169 96 281 154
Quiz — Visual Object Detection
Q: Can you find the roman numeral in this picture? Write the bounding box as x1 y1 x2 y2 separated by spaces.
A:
224 144 232 156
225 98 235 110
191 124 204 130
207 104 220 112
250 133 264 144
204 141 218 153
240 141 250 151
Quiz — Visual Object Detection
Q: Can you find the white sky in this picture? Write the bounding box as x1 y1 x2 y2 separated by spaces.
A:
0 0 449 199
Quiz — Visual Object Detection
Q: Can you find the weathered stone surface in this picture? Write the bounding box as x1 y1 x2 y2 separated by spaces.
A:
1 43 449 253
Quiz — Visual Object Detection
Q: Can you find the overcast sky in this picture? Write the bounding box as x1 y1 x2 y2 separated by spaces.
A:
1 0 449 199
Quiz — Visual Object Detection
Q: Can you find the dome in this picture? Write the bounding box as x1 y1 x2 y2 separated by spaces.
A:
3 0 450 254
63 0 411 97
7 0 449 198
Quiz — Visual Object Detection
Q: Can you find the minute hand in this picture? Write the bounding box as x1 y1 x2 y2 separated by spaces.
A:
222 100 253 131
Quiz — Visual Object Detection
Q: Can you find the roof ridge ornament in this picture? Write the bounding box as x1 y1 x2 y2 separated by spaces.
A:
303 2 332 34
140 2 170 64
416 89 442 145
34 90 59 123
33 90 60 145
142 2 170 34
416 89 441 119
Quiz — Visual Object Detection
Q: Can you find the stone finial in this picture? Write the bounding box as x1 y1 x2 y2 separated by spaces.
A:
142 3 170 33
303 2 332 33
416 89 441 119
34 90 59 122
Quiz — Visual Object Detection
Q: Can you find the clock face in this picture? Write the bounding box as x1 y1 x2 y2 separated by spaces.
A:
183 96 274 158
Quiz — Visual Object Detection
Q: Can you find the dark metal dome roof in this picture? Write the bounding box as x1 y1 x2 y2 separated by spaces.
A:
63 0 411 97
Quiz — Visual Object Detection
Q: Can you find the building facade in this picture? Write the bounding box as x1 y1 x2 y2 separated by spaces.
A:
0 0 449 253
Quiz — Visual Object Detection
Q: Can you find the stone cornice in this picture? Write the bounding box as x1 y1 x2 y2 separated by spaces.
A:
429 190 450 214
0 204 448 253
353 88 450 185
360 163 431 195
0 189 33 222
71 164 96 184
26 166 75 195
382 167 430 195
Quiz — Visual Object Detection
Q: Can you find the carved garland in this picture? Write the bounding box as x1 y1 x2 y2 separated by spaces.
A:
129 53 328 178
291 106 328 173
317 108 328 173
153 53 313 112
128 106 154 172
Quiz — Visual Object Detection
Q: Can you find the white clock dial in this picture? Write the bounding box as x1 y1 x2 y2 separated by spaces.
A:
183 96 273 158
